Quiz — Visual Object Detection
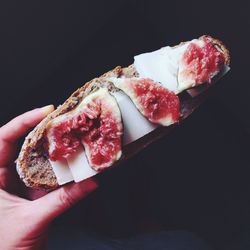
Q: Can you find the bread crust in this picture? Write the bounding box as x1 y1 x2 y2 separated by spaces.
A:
16 36 230 190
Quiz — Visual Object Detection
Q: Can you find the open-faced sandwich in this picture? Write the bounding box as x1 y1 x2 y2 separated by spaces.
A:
16 35 230 190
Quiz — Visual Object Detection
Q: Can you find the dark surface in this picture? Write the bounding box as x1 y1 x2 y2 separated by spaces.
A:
1 1 250 249
49 230 212 250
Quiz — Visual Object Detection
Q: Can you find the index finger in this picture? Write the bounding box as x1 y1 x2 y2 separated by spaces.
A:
0 105 54 167
0 105 54 144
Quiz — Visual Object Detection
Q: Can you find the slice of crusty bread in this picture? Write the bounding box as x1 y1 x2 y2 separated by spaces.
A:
16 35 230 190
16 65 138 190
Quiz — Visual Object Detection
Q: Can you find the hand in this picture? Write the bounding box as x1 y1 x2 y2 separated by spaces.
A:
0 106 99 250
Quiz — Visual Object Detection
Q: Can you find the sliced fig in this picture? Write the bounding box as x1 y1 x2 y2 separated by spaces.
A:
46 88 123 171
79 88 123 171
110 77 180 126
177 37 225 93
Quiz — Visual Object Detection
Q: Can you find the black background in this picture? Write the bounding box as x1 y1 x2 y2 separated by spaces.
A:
1 1 250 249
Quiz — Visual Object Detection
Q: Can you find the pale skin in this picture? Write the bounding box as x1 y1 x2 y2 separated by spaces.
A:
0 105 99 250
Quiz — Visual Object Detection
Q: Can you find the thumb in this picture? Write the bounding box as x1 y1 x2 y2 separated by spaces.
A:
31 178 98 224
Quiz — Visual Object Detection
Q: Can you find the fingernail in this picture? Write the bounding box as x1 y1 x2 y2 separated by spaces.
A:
40 105 54 116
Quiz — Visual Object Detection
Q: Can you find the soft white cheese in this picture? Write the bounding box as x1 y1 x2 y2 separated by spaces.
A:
112 90 158 145
67 146 97 182
49 159 74 185
134 41 194 93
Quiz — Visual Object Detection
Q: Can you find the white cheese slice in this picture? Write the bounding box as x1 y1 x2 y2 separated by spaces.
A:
134 40 194 93
49 159 74 185
112 90 158 145
67 146 97 182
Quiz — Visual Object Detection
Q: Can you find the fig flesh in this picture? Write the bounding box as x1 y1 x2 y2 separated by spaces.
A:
111 77 180 126
177 37 225 93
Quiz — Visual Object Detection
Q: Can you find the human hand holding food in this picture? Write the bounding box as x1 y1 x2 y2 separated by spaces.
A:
0 106 98 250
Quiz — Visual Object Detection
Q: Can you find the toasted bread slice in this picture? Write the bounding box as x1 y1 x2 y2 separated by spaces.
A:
16 36 230 190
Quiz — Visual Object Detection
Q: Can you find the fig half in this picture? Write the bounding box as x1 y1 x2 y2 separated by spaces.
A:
46 88 123 171
177 37 225 93
110 77 180 126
